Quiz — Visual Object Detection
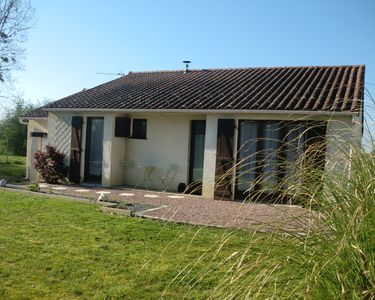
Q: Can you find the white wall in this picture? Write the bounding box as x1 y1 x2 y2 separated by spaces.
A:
202 115 219 198
25 111 361 199
25 119 48 181
325 115 360 175
124 113 205 191
46 112 204 189
102 113 127 186
200 112 362 198
48 113 72 166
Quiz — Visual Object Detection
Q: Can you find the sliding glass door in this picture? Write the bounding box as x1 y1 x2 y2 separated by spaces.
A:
236 121 258 195
259 122 282 192
84 117 104 183
235 120 307 199
283 123 306 189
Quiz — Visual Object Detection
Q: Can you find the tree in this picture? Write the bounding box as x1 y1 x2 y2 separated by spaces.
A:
0 0 33 82
0 98 35 156
0 0 34 114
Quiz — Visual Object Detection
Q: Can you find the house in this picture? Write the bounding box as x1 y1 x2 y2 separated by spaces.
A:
20 65 365 201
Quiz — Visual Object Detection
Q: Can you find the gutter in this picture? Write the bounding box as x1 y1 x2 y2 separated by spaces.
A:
19 117 48 124
43 108 358 117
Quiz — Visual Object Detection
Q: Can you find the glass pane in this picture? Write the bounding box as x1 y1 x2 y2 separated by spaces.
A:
88 118 104 176
260 122 280 192
236 121 257 193
191 122 205 182
284 123 305 188
132 119 147 139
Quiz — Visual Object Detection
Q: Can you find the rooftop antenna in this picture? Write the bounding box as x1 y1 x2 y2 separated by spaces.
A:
183 60 191 73
96 72 125 76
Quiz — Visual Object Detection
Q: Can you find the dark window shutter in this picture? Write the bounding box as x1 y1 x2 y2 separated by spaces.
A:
215 119 235 200
115 117 131 137
69 116 83 183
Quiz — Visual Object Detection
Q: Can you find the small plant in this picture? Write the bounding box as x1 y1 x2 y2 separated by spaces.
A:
33 145 67 184
116 201 129 209
27 183 40 192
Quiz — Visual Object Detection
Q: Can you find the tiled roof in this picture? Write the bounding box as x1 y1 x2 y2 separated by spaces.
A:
43 65 364 113
20 107 48 119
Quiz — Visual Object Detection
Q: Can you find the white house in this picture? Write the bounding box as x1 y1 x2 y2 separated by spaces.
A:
20 65 365 201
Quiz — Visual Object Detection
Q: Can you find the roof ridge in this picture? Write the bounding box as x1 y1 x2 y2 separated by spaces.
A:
127 64 365 74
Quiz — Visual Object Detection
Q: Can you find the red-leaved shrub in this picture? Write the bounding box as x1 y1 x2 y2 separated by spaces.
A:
33 145 67 183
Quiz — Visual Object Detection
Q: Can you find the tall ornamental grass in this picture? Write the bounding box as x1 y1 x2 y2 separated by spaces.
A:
175 126 374 299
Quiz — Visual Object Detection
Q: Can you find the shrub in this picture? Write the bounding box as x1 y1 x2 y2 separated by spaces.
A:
27 183 40 192
33 145 67 184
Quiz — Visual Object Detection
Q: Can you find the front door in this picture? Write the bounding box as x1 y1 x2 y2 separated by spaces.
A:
84 117 104 183
188 120 206 194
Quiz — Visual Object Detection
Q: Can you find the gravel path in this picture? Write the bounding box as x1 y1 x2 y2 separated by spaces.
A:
20 184 319 233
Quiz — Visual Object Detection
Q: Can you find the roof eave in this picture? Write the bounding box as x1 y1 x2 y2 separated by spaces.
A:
19 116 49 122
43 108 359 116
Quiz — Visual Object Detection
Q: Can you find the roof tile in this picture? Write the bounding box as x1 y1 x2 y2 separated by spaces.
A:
38 65 365 113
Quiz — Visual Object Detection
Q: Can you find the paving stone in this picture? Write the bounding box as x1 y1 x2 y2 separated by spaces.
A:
120 193 135 196
144 194 159 198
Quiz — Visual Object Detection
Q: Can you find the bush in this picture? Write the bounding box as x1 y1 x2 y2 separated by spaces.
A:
33 145 67 184
27 183 40 192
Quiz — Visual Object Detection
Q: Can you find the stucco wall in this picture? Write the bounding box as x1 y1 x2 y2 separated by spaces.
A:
26 119 48 181
48 112 72 165
200 112 361 198
102 113 127 186
45 112 205 189
25 111 361 199
124 113 205 191
325 115 359 175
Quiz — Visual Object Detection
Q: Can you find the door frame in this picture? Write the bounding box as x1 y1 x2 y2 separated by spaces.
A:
234 120 286 200
188 120 206 194
69 116 83 184
84 117 104 183
214 119 235 200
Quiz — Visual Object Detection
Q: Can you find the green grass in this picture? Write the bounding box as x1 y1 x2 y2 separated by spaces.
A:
0 148 374 299
0 190 268 299
0 155 26 183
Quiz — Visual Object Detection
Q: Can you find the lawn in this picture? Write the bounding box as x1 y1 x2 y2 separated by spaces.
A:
2 150 373 299
0 155 26 183
0 190 271 299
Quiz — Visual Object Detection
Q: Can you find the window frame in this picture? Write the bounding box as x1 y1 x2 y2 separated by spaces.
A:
131 118 147 139
234 120 309 199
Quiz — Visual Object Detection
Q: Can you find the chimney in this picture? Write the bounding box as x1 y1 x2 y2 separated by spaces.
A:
183 60 191 73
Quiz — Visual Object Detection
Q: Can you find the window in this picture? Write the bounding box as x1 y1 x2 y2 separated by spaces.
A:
131 119 147 139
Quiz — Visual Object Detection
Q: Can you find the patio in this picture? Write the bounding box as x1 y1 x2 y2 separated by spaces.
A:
31 183 318 233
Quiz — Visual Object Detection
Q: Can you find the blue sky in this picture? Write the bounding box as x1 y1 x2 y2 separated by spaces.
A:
16 0 375 120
